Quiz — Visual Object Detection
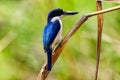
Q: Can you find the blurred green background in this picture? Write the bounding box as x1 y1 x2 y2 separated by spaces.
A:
0 0 120 80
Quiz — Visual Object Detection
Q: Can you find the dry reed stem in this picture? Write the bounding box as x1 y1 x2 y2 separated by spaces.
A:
95 0 103 80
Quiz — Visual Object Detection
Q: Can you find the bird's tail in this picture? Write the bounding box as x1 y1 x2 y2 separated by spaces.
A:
46 48 52 71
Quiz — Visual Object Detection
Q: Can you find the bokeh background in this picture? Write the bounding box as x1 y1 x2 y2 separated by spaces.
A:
0 0 120 80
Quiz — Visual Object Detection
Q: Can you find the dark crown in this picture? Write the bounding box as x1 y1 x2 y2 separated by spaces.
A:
47 8 63 22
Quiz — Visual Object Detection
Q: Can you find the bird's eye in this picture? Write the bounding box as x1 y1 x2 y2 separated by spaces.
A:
61 9 63 13
60 10 63 15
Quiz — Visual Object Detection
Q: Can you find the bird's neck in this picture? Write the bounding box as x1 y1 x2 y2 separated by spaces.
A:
51 17 62 27
47 16 61 23
51 17 60 22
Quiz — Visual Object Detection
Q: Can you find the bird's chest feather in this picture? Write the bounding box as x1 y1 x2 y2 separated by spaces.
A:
50 17 62 48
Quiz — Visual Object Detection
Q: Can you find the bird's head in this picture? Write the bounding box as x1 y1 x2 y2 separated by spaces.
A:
47 8 78 22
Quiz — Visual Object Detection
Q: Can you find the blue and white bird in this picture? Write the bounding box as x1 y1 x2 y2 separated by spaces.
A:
42 8 78 71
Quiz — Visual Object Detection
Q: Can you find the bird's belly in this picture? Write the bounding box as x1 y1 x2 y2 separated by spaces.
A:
50 31 62 49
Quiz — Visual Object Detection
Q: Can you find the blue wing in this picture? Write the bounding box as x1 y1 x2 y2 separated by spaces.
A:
42 20 61 51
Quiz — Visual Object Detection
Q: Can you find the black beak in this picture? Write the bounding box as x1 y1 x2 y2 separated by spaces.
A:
63 11 78 15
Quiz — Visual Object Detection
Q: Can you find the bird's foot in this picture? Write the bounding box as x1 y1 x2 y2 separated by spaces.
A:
58 40 63 47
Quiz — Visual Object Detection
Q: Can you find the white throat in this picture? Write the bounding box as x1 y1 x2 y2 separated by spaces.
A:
51 16 61 22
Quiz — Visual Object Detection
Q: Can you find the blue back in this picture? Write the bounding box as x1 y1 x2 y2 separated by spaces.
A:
42 20 61 51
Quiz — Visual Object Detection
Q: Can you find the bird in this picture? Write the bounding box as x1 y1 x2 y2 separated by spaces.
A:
42 8 78 71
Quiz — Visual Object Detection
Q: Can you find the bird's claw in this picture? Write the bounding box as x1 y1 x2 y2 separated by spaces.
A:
59 40 63 47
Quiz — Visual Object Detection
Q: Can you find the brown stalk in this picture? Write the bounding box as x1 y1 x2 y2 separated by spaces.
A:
95 0 103 80
36 5 120 80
